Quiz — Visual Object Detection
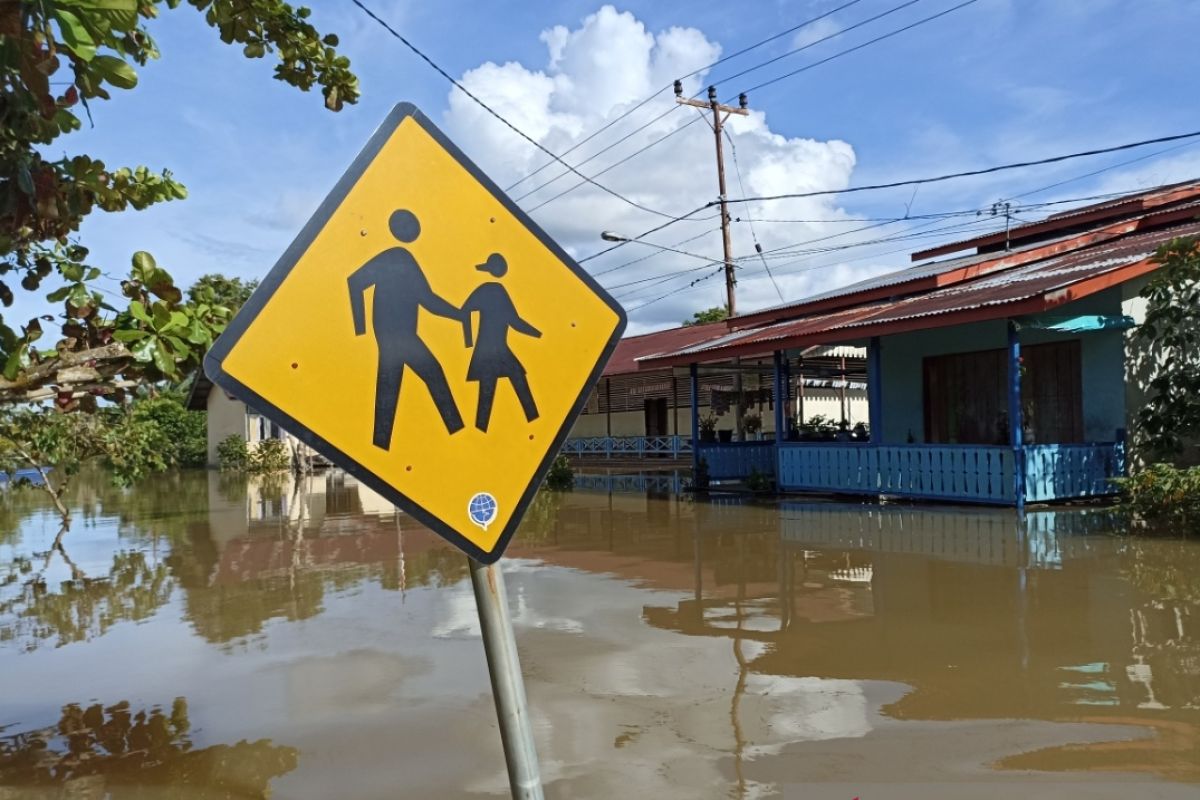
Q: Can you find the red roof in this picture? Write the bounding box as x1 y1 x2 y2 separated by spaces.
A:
637 210 1200 368
909 179 1200 261
601 320 727 376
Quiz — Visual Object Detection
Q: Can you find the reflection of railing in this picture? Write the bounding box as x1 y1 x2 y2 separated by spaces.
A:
778 443 1015 503
1024 443 1125 502
696 441 776 480
561 435 691 458
0 467 46 486
573 472 684 494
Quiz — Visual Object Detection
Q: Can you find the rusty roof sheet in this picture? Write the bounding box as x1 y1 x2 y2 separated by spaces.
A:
910 179 1200 261
601 320 729 376
639 220 1200 366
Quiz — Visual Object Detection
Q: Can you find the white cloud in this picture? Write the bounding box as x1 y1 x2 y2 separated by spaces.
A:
791 17 842 50
442 5 866 331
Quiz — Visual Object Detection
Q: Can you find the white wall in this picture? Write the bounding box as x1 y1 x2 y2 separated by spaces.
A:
206 389 247 467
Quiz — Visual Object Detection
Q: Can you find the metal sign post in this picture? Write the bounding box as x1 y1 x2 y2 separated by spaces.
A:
469 557 544 800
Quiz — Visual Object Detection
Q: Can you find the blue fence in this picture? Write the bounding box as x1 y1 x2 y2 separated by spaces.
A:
778 443 1016 503
561 436 691 458
697 441 776 481
1023 443 1125 502
773 441 1123 505
573 471 685 494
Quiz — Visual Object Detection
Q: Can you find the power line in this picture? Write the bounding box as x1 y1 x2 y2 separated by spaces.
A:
741 0 980 95
348 0 684 221
1002 138 1200 201
505 0 867 192
524 0 978 217
725 127 784 301
719 129 1200 207
712 0 923 88
514 0 910 205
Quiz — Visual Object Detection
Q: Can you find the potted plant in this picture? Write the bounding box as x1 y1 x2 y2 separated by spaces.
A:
699 412 718 443
742 409 763 440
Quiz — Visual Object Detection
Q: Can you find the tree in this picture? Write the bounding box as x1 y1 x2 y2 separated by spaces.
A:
1134 237 1200 459
0 1 359 519
683 306 729 326
188 273 259 315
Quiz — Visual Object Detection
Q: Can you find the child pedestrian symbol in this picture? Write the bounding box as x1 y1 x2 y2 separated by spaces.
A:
462 253 541 433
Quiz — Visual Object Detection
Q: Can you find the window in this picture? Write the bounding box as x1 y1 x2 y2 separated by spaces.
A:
923 340 1083 444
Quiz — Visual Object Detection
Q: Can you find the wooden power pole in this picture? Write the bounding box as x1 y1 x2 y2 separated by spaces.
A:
675 83 750 316
676 83 751 439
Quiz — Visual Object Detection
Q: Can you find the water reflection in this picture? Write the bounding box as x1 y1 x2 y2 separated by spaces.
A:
0 469 1198 796
0 697 297 797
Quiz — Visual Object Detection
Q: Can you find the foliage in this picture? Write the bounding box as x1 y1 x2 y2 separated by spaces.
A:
187 273 259 315
216 433 248 471
1134 237 1200 459
741 409 762 435
129 391 206 467
746 466 774 493
0 1 356 404
0 697 298 794
250 437 290 473
219 434 288 473
801 414 838 435
683 306 729 327
698 411 718 433
543 454 574 491
0 548 171 650
1115 462 1200 528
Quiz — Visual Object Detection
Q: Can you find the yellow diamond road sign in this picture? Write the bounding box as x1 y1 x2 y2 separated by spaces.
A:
205 103 626 563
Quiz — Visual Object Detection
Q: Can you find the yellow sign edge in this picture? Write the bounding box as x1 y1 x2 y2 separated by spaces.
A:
203 102 627 564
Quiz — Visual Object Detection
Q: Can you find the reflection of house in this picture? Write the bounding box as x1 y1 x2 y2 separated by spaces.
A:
639 180 1200 504
186 372 322 468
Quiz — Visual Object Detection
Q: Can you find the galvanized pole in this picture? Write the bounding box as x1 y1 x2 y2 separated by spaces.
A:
469 557 544 800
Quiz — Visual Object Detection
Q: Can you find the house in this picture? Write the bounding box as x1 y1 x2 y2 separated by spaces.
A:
636 179 1200 505
564 324 868 458
186 372 323 469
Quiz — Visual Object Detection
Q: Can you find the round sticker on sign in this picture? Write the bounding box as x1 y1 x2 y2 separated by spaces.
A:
467 492 498 531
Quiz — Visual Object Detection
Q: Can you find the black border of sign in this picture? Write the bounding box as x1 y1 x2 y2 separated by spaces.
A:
204 102 627 564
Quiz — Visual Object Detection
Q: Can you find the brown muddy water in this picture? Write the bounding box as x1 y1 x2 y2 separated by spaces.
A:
1 469 1198 799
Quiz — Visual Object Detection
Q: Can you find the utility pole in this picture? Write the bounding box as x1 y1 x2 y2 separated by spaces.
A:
675 82 749 316
676 82 751 439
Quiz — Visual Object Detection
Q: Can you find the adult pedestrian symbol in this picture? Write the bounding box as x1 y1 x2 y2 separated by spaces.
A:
204 103 626 563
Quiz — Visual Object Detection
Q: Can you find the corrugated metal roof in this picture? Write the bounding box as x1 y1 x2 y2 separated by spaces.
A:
640 219 1200 366
601 320 728 376
910 180 1200 261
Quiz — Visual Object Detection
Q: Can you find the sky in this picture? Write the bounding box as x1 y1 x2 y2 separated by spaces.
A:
35 0 1200 334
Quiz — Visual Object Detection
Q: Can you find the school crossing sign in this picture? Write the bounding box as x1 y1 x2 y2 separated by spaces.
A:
205 103 626 563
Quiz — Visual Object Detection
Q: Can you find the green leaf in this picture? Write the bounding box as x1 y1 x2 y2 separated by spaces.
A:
131 251 156 275
111 328 147 342
54 8 97 62
151 340 176 375
92 55 138 90
129 300 151 323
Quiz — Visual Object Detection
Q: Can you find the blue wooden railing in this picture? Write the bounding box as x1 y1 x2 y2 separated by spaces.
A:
697 441 777 480
777 443 1015 502
561 435 691 458
1023 442 1125 502
573 471 685 494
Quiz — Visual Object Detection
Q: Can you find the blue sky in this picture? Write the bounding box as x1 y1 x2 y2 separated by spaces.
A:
35 0 1200 332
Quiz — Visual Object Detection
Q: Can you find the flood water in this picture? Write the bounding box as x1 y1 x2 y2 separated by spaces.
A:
1 469 1198 799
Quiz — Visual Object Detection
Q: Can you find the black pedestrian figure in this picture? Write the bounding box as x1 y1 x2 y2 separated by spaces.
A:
349 209 464 450
462 253 541 432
